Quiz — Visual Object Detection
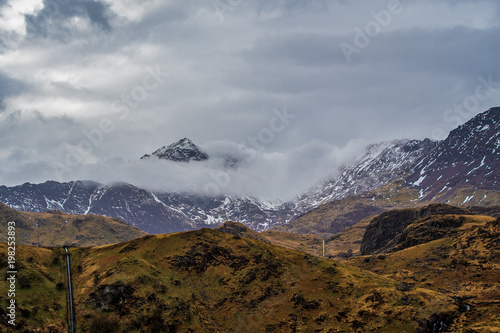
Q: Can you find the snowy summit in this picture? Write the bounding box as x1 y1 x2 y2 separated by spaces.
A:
141 138 209 162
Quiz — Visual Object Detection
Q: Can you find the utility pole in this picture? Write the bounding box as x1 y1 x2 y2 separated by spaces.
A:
322 240 325 257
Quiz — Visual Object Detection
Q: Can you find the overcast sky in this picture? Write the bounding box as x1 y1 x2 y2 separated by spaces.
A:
0 0 499 200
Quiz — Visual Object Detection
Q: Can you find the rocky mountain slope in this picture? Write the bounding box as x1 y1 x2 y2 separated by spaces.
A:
0 181 195 234
296 138 437 210
0 227 462 332
276 193 389 237
406 106 500 204
0 202 147 247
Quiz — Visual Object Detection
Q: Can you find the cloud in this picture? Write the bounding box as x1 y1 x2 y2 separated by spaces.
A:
0 0 499 193
24 0 112 38
11 139 364 202
0 110 82 181
0 71 26 110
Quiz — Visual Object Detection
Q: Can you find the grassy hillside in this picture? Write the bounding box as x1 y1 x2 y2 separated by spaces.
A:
274 194 390 238
216 221 270 243
0 203 147 247
1 228 461 332
348 216 500 332
261 230 323 256
312 204 500 260
261 225 369 259
0 244 68 331
323 218 373 259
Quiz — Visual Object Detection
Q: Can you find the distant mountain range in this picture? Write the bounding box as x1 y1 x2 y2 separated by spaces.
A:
0 107 499 235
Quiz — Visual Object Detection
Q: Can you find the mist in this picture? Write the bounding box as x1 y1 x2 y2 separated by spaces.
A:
0 138 367 202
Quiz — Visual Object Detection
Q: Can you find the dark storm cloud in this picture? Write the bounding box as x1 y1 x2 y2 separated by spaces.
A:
25 0 112 36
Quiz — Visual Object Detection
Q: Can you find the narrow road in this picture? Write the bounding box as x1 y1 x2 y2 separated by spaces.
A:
64 247 75 333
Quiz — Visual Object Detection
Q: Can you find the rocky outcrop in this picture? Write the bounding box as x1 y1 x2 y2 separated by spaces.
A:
360 204 471 255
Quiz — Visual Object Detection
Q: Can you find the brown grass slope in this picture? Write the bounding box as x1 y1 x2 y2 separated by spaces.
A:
348 215 500 332
261 230 324 256
0 202 147 247
314 204 500 260
274 194 390 237
2 228 461 333
262 222 371 259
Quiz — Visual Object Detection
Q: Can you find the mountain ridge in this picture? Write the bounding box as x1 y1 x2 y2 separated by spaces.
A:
406 106 500 203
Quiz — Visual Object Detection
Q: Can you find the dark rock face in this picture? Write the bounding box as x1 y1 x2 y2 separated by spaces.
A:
360 204 471 255
170 242 250 274
467 206 500 218
383 215 466 253
87 284 136 312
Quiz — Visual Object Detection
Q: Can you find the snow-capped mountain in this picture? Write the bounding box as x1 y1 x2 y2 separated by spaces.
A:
0 138 439 234
406 106 500 203
1 108 498 234
295 138 437 211
141 138 209 162
0 181 193 233
0 180 295 233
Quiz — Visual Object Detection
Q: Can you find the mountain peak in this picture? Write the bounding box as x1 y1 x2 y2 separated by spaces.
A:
141 138 209 162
